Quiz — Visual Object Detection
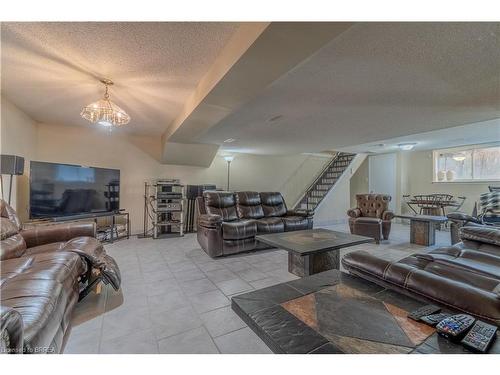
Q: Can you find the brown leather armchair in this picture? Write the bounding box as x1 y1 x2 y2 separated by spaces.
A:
347 194 394 244
197 191 313 257
0 199 120 354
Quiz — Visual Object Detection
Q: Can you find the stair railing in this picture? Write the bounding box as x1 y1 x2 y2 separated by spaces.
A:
294 152 341 210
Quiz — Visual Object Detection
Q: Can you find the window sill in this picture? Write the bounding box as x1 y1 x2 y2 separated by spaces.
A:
432 180 500 184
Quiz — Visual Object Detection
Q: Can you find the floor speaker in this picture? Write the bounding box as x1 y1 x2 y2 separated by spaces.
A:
1 155 24 175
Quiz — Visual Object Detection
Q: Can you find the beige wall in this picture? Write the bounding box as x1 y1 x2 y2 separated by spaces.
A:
315 154 367 226
349 157 369 208
1 98 322 233
399 150 491 215
0 97 38 221
349 150 492 216
278 155 331 207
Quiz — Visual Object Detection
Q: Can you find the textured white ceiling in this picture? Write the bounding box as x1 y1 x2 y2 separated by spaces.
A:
338 118 500 154
201 23 500 154
1 22 239 135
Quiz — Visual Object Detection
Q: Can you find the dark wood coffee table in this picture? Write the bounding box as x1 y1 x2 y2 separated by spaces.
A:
231 269 500 354
395 214 448 246
256 229 373 277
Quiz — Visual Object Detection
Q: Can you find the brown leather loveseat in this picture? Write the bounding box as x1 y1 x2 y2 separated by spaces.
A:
0 200 121 354
342 225 500 325
347 194 394 243
197 191 313 257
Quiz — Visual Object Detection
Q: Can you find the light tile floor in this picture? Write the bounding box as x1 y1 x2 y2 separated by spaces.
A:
63 222 451 354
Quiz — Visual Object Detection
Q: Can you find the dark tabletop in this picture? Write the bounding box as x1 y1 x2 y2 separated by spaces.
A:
395 214 448 222
256 228 373 256
231 269 500 354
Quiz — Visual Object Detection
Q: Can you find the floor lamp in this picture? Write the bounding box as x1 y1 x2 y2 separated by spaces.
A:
1 154 24 205
224 156 234 191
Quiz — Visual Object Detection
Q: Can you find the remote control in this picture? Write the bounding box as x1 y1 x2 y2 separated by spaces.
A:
436 314 476 341
419 313 451 327
461 321 498 353
408 304 441 321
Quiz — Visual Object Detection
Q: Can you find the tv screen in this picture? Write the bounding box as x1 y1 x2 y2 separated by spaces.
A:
30 161 120 219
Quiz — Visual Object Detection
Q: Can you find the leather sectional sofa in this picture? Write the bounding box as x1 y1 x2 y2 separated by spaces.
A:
0 200 121 354
342 225 500 325
197 191 313 257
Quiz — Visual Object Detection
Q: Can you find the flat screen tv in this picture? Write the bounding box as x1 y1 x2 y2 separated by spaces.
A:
30 161 120 219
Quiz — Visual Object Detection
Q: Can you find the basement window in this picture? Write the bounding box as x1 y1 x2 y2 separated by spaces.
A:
433 144 500 182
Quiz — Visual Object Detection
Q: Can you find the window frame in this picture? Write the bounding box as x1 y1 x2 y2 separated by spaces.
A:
432 143 500 183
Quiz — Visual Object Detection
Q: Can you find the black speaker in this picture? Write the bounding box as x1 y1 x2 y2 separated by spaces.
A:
1 155 24 175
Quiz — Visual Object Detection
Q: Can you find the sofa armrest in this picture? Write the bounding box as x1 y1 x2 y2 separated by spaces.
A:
447 212 481 224
347 208 362 218
287 209 314 218
197 214 222 228
460 225 500 247
0 306 23 354
381 210 395 221
20 222 96 248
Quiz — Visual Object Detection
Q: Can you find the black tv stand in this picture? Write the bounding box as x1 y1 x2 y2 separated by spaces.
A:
26 211 130 244
52 211 121 222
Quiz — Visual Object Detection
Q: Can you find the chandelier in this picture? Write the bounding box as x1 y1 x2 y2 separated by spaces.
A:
81 79 130 128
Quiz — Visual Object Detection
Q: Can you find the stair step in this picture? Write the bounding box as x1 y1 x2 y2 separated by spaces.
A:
294 153 357 211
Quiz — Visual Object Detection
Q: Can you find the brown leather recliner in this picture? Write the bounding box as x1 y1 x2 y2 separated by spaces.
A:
0 200 121 354
342 225 500 325
347 194 394 244
197 191 313 257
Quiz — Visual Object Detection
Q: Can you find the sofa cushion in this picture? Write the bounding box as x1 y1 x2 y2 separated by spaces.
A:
460 225 500 247
0 251 84 353
255 217 284 234
352 217 382 224
222 220 257 240
417 247 500 281
281 216 309 231
203 192 238 222
260 192 287 217
342 249 500 325
24 242 65 255
236 192 264 219
355 194 391 218
0 200 22 230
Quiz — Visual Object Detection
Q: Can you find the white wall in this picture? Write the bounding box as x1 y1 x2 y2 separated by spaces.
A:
0 97 38 221
315 154 367 226
349 157 368 207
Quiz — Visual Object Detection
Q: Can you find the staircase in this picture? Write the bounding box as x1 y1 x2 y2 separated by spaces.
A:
294 152 356 211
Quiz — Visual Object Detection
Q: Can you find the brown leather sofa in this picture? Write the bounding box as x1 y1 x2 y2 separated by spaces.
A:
0 200 121 354
197 191 313 257
347 194 394 243
342 225 500 325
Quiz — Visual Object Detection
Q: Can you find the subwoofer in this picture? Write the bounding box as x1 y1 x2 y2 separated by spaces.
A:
1 155 24 175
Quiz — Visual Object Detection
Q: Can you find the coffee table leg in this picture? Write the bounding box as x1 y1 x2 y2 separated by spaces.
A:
410 220 435 246
288 252 309 277
288 250 340 277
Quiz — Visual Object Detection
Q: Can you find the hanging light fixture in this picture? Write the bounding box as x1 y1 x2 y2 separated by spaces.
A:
452 153 466 161
81 79 130 128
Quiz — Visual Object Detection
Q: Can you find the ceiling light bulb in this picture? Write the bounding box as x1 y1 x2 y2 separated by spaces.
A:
223 138 235 143
81 79 130 128
452 154 466 161
398 143 417 151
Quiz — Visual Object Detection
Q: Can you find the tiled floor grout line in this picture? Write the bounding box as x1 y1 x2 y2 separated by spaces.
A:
67 223 451 353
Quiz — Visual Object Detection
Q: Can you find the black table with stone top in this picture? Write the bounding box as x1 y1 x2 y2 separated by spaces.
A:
256 229 374 277
231 269 500 354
